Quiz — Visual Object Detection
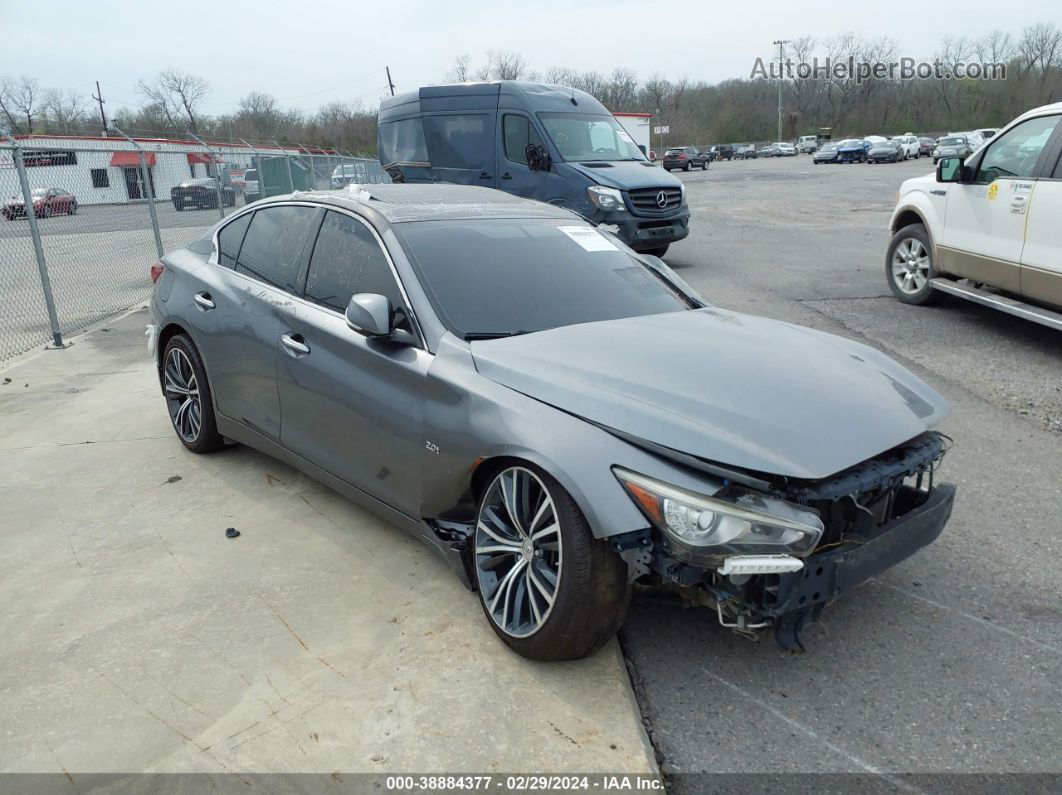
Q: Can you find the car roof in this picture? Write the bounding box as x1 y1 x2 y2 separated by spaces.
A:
261 183 581 224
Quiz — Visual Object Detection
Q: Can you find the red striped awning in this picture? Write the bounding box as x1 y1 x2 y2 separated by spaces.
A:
110 151 156 167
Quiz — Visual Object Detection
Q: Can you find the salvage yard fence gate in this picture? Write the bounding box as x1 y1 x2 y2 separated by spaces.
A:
0 135 388 363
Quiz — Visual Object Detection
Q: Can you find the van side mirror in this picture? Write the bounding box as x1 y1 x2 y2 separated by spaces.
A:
526 144 551 172
937 157 967 183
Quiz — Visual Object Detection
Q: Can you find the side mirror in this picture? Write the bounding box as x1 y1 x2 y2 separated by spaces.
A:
526 144 551 172
936 157 966 183
345 293 392 337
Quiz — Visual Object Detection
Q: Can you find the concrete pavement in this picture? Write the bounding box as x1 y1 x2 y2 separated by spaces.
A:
0 309 656 775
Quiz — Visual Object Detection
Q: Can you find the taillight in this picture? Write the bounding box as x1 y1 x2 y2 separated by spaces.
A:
150 262 164 283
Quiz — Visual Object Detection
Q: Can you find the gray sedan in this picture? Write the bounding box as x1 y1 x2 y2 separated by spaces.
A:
147 184 956 660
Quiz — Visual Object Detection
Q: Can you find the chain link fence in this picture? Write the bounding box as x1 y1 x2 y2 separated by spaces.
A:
0 137 387 363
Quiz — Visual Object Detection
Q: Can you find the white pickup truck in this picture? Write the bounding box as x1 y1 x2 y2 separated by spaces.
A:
886 101 1062 331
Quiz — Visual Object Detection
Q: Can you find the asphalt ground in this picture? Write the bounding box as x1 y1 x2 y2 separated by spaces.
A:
620 154 1061 789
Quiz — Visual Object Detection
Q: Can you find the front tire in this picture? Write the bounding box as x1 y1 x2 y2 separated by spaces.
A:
162 334 225 453
473 464 629 661
641 245 669 257
887 223 942 305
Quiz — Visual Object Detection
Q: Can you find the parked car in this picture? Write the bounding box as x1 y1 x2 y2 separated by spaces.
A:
773 142 797 157
734 145 758 159
148 183 956 659
648 149 658 161
759 145 779 157
797 135 819 153
708 144 735 161
868 140 904 163
379 82 688 257
838 139 868 163
243 168 260 204
887 101 1061 332
330 163 367 189
917 137 936 157
663 146 710 171
972 127 998 141
170 178 236 211
893 135 920 159
812 142 841 163
3 187 77 219
932 136 974 164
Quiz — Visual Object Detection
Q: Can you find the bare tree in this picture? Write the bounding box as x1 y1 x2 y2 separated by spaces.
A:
483 50 530 81
8 76 40 132
41 88 86 133
138 69 209 133
1017 23 1062 89
446 54 474 83
0 75 22 133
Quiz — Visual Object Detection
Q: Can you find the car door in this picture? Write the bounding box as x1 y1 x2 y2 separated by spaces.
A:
421 112 497 187
1019 122 1062 305
496 112 567 203
189 204 320 441
276 209 432 518
937 114 1061 292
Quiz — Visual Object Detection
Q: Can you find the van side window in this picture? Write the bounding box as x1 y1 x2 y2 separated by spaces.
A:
422 114 490 169
503 115 545 166
974 115 1060 184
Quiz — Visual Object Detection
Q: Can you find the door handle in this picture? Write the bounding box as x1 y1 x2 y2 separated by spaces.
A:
479 171 492 180
281 333 310 357
501 172 512 180
193 292 215 311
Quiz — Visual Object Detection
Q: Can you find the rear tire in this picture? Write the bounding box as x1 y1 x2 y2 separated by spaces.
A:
886 223 942 306
161 334 225 453
473 463 629 661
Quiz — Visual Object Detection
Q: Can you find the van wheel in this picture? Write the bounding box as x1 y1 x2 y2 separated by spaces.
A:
887 224 942 306
473 464 629 661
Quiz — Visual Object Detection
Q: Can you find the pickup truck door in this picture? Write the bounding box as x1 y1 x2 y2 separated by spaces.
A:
1019 123 1062 305
937 114 1060 292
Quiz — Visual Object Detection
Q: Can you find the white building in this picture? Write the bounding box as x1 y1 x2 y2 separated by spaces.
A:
613 112 653 157
0 135 321 206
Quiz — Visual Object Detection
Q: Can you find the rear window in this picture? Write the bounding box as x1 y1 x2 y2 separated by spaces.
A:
235 205 319 293
244 169 258 181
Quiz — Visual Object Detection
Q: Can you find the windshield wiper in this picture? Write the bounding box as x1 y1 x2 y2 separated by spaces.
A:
463 330 532 341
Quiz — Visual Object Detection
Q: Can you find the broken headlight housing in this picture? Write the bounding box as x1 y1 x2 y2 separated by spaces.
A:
614 468 824 566
586 186 626 212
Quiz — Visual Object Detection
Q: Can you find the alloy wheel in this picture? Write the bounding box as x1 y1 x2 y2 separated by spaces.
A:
475 467 562 638
164 347 202 443
891 237 930 294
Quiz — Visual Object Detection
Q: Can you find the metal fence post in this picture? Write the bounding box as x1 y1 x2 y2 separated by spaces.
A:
114 126 164 258
8 141 64 348
274 140 295 192
190 133 226 220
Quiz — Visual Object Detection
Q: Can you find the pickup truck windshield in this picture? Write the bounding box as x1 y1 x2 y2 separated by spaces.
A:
394 218 690 339
538 113 646 162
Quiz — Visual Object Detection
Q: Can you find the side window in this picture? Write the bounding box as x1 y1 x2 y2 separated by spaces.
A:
503 114 545 166
422 114 491 169
304 211 404 315
217 212 252 269
235 206 318 292
975 115 1060 184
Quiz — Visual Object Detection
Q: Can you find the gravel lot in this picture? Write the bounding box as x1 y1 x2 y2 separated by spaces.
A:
621 155 1062 786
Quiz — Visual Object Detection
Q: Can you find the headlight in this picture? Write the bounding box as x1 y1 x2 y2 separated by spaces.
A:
586 186 625 212
614 468 824 563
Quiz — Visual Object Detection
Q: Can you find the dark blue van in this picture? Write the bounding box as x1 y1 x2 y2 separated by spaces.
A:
377 82 689 256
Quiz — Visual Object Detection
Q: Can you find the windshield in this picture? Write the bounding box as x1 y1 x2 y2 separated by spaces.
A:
820 145 838 151
394 219 690 338
538 113 645 162
31 188 48 197
939 138 965 146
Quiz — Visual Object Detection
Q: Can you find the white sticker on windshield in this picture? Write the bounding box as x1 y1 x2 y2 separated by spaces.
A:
558 225 618 252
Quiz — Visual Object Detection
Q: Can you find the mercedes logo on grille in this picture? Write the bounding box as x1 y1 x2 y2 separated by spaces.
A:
656 190 668 208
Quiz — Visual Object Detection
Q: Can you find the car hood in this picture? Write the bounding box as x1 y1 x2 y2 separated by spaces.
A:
470 308 949 480
568 160 683 191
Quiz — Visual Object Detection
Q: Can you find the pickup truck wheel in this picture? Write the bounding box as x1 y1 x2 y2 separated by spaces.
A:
473 464 629 661
887 224 942 305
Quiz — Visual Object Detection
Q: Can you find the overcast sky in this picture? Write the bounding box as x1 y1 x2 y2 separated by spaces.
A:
4 0 1055 116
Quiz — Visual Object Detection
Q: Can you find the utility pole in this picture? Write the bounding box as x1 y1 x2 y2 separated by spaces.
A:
385 67 395 97
92 81 108 135
772 40 790 142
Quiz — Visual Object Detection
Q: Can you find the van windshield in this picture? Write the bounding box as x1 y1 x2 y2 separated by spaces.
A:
538 113 645 162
